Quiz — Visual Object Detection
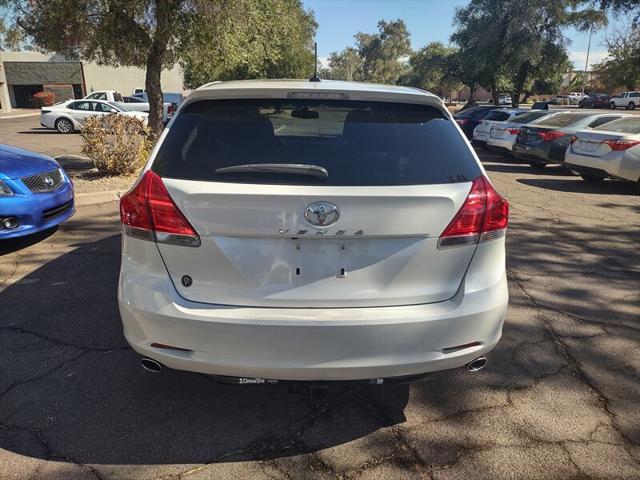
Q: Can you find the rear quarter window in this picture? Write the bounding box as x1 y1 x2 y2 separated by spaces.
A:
152 99 481 186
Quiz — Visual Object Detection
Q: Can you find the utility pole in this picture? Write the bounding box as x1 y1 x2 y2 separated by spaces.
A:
582 26 592 95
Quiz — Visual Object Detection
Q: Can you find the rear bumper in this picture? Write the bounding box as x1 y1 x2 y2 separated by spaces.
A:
512 144 552 163
565 150 638 183
472 132 490 145
486 136 516 152
118 238 509 381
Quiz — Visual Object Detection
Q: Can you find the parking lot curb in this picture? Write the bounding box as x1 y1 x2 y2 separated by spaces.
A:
55 154 91 162
0 112 40 120
75 190 124 206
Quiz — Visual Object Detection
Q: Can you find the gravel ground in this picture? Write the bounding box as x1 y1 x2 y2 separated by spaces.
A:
70 171 137 194
0 146 638 480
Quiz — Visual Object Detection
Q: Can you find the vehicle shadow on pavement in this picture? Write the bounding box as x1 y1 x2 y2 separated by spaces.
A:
517 177 639 195
0 227 58 255
1 214 639 472
0 234 412 465
483 161 572 177
18 128 73 135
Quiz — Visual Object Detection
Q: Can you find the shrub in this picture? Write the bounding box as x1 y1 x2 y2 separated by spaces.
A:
31 91 55 107
81 115 152 176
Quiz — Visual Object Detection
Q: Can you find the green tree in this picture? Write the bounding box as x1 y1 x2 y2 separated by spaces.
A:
0 15 29 51
15 0 314 137
15 0 204 137
324 47 363 81
399 42 462 99
451 0 605 106
180 0 316 88
592 25 640 90
354 19 411 84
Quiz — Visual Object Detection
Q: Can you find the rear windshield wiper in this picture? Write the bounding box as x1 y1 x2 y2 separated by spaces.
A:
215 163 328 178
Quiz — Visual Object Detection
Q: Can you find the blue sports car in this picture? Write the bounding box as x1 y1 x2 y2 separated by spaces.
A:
0 144 75 240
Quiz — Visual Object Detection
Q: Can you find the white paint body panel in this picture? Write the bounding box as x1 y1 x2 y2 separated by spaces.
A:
160 179 475 307
119 235 508 380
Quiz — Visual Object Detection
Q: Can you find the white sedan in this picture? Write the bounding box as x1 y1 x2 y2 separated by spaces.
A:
565 116 640 184
40 99 149 133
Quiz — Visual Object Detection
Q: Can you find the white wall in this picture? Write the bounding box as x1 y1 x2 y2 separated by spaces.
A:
83 63 184 95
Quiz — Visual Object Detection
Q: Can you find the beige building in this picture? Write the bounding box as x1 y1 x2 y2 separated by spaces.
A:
0 51 184 113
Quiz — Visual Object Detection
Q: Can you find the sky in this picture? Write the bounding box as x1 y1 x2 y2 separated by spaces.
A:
303 0 627 70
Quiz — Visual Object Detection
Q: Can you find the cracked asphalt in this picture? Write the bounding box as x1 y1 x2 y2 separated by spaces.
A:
1 148 639 480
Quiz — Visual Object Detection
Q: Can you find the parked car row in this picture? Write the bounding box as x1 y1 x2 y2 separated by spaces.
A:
463 106 639 186
512 112 628 168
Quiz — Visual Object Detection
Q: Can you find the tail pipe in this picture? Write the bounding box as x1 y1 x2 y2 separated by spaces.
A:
140 357 163 373
467 356 487 372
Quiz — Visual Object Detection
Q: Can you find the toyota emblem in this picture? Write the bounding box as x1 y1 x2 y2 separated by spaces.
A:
304 202 340 228
44 176 54 187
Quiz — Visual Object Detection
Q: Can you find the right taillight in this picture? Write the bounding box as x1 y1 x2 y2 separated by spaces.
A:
603 139 640 151
507 128 521 135
438 176 509 248
456 118 469 126
120 170 200 247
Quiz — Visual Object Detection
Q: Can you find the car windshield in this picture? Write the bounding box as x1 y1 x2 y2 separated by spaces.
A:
109 102 127 111
535 113 591 127
454 106 481 117
593 117 640 134
510 111 550 124
152 99 481 186
484 110 510 121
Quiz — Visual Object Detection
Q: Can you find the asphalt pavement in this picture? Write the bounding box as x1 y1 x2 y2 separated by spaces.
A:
0 132 639 479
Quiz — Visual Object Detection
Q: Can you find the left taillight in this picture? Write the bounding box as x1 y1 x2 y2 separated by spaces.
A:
120 170 200 247
538 130 565 142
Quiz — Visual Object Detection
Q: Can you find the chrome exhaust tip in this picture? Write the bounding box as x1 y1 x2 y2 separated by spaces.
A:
141 357 163 373
467 356 487 372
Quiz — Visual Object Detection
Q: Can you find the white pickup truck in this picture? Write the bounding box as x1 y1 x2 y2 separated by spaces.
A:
609 92 640 110
568 92 587 105
84 90 175 123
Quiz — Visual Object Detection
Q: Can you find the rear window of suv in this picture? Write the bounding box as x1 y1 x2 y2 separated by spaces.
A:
152 99 480 186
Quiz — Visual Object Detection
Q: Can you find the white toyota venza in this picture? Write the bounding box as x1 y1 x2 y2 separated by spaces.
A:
118 80 509 382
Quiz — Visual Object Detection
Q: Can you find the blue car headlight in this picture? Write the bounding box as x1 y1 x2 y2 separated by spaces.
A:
0 179 13 196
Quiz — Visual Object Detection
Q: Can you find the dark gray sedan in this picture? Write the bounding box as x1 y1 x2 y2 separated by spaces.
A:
512 112 629 168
